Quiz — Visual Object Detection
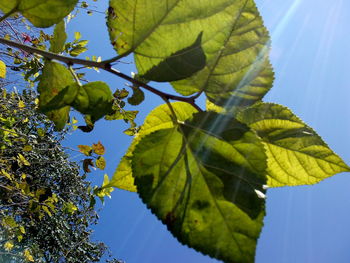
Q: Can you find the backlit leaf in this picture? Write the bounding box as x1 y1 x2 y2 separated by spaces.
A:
4 241 14 251
37 61 74 130
108 0 273 109
0 60 6 78
132 106 267 262
49 20 67 53
109 102 196 192
78 145 92 156
238 103 350 187
140 32 206 82
24 249 34 262
92 141 105 155
18 153 30 166
71 81 114 122
96 156 106 170
0 0 78 28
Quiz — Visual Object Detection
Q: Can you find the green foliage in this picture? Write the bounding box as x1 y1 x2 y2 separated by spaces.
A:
0 0 349 262
0 89 111 262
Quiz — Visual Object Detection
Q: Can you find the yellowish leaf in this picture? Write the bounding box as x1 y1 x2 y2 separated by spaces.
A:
0 169 12 180
95 156 106 170
23 145 33 151
78 145 92 156
4 241 14 251
18 153 30 166
0 60 6 78
92 141 105 155
24 249 34 262
18 100 26 108
42 206 52 217
19 226 26 234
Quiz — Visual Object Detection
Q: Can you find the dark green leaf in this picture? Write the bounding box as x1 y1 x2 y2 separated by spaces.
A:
127 86 145 106
140 32 206 82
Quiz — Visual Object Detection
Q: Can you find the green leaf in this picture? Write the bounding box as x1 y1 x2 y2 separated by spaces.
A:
71 81 114 122
96 156 106 170
109 102 197 192
108 0 273 108
0 0 79 28
132 108 267 263
0 60 6 78
37 61 74 130
49 20 67 53
140 32 206 82
40 83 80 111
96 174 114 199
69 46 88 57
127 86 145 106
238 102 350 187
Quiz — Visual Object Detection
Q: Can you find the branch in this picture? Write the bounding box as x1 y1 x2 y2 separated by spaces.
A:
0 37 203 111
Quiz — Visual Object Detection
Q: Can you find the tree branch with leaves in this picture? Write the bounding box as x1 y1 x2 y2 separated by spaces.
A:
0 0 348 262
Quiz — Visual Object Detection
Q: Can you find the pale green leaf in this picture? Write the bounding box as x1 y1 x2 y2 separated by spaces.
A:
49 20 67 53
108 0 273 108
0 0 78 28
0 60 6 78
132 108 267 263
109 102 196 192
238 102 350 187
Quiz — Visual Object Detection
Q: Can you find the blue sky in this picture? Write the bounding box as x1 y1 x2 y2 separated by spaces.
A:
64 0 350 262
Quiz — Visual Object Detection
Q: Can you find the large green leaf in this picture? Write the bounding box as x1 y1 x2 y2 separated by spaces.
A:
132 104 267 262
140 32 206 82
37 61 74 130
108 0 273 108
238 103 350 187
108 102 197 192
0 0 78 28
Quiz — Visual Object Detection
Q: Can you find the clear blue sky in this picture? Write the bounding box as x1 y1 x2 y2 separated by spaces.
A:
64 0 350 262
